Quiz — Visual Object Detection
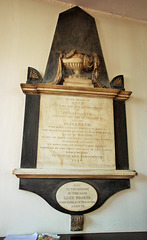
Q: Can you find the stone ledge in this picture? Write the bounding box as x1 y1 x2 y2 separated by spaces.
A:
13 168 137 179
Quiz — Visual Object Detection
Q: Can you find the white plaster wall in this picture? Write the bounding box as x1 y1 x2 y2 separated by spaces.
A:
0 0 147 236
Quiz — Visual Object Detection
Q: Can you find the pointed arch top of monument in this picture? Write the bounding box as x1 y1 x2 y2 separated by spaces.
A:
44 6 109 87
59 6 94 19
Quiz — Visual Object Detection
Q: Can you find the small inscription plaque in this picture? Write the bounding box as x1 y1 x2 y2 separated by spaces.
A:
56 181 98 211
37 94 115 169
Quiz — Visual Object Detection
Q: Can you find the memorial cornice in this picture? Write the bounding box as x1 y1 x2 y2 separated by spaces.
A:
20 83 132 101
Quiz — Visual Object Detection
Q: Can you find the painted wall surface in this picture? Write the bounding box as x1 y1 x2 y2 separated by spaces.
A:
0 0 147 236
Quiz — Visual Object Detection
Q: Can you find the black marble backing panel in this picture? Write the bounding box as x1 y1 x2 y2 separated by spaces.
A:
21 95 40 168
20 178 130 215
113 101 129 170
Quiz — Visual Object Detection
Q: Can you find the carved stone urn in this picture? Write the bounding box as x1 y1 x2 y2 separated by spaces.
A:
62 54 84 76
62 51 94 87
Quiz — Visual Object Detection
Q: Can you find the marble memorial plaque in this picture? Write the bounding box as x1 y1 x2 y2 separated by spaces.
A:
56 181 98 211
37 94 115 169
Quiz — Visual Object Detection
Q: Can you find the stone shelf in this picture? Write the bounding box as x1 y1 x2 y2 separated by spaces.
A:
13 168 137 179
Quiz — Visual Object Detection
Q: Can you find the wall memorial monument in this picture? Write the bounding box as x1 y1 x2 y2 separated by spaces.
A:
13 6 137 231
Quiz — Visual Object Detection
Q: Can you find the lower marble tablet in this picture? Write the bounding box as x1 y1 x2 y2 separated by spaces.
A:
56 181 98 211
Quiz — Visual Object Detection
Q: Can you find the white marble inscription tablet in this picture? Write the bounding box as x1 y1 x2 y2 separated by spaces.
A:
37 94 115 169
56 181 98 211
